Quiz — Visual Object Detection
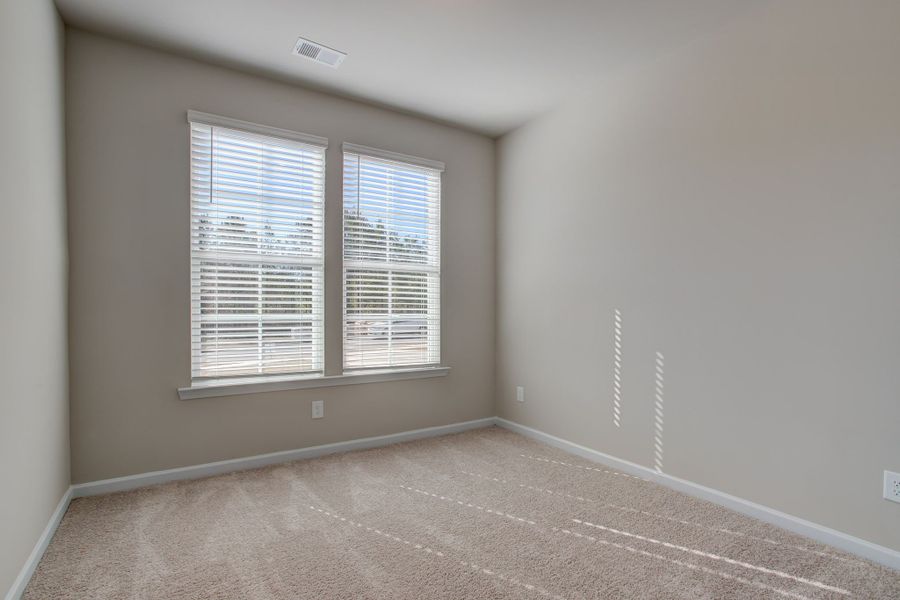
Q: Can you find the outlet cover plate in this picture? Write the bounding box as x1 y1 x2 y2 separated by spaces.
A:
884 470 900 504
516 386 525 402
312 400 324 419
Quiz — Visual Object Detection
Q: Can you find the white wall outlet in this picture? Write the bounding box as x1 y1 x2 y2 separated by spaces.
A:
885 470 900 504
516 386 525 402
311 400 324 419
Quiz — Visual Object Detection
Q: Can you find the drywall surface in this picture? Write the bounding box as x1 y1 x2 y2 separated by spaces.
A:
66 30 495 483
496 0 900 551
0 0 70 594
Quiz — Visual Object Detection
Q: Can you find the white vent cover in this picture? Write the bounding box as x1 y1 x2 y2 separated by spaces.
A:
292 37 346 68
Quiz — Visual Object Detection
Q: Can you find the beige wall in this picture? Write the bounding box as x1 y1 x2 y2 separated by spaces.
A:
66 30 495 483
496 0 900 551
0 0 70 594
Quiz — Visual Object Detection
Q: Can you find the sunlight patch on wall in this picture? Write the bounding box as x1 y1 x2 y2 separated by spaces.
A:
653 351 664 473
613 309 623 428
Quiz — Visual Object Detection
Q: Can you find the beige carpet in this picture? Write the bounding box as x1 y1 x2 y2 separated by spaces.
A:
24 426 900 599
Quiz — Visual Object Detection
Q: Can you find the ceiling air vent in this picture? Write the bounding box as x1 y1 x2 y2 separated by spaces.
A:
292 37 346 68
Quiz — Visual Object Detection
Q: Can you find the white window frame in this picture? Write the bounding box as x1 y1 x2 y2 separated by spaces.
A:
187 111 327 383
341 143 444 373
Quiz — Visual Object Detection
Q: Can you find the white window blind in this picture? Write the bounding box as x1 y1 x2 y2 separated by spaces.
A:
342 144 442 371
189 112 326 380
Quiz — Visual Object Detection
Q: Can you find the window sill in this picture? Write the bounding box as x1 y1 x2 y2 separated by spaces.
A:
178 366 450 400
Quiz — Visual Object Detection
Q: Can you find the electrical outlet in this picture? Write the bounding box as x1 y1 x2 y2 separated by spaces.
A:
311 400 324 419
516 386 525 402
885 470 900 504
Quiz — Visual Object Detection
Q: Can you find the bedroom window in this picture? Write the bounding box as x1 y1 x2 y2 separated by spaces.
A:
188 112 326 381
342 144 443 371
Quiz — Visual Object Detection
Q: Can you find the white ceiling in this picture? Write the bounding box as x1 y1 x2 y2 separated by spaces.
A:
54 0 755 136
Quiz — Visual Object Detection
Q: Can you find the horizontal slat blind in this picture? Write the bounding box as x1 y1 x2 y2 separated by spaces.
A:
190 119 325 380
343 149 441 371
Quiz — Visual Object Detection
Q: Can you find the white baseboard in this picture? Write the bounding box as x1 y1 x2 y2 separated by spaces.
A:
495 417 900 572
72 417 496 498
5 486 73 600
